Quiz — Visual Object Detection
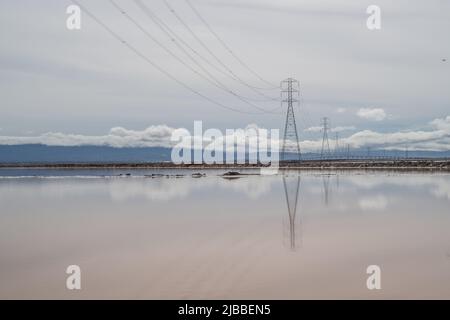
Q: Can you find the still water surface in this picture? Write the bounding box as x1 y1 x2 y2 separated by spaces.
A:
1 169 450 299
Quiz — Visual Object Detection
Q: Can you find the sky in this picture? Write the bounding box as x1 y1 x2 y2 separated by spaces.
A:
0 0 449 151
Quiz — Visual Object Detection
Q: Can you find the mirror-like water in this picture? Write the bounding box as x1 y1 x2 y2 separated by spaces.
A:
1 170 449 299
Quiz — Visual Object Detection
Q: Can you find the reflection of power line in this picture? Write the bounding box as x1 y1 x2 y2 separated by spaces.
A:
282 175 301 250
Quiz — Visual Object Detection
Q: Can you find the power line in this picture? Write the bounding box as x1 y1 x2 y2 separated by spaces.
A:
71 0 267 115
109 0 281 114
163 0 279 98
133 0 280 105
185 0 279 90
134 0 278 102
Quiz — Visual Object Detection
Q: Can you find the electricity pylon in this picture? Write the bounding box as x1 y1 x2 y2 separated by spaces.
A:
281 78 301 161
320 117 331 159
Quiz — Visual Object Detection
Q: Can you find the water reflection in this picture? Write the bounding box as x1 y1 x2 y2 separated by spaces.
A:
282 175 301 250
322 174 331 206
1 171 450 299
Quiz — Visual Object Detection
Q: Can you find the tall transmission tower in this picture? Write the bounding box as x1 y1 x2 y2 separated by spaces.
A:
281 78 301 161
320 117 331 159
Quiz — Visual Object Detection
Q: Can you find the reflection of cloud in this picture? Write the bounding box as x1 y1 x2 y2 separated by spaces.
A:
358 195 388 210
218 176 273 199
108 176 276 202
109 178 191 201
348 174 450 200
430 181 450 200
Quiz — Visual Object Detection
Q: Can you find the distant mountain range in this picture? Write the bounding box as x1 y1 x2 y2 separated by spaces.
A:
0 145 449 164
0 145 172 164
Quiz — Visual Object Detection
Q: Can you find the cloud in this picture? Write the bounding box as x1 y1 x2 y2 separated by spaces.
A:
336 107 347 113
1 0 450 137
304 125 356 133
357 108 387 121
345 116 450 150
331 126 356 132
430 116 450 131
304 126 322 132
0 116 449 152
0 125 176 148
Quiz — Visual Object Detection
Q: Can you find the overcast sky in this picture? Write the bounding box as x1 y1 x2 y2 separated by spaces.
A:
0 0 449 150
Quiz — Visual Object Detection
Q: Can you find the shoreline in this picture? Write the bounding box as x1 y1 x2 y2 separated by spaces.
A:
0 159 449 171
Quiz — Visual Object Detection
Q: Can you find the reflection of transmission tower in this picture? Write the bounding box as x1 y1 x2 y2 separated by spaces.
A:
322 174 331 206
282 175 301 250
281 78 301 161
320 117 331 159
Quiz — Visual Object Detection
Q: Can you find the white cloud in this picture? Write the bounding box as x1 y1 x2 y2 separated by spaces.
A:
336 107 347 113
1 0 450 135
331 126 356 132
430 116 450 131
0 116 449 152
304 126 322 132
357 108 387 121
305 125 356 133
0 125 176 148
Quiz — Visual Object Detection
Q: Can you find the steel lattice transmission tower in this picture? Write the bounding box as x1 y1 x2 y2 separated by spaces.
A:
320 117 331 159
281 78 301 161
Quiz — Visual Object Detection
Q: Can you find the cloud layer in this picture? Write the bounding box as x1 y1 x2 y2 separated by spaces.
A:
0 125 176 148
1 1 449 135
0 116 449 152
356 108 387 121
